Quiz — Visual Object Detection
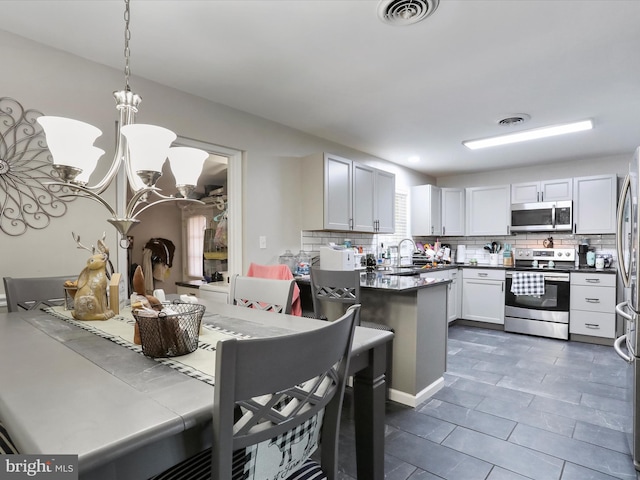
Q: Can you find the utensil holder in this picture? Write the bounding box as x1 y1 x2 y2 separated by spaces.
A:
489 253 499 266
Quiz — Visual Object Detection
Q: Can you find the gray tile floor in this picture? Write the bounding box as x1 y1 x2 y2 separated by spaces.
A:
337 324 640 479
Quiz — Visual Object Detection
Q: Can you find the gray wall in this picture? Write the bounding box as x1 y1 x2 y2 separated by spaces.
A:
0 30 431 297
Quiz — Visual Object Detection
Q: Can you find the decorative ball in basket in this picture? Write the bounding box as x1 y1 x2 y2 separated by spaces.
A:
132 303 206 358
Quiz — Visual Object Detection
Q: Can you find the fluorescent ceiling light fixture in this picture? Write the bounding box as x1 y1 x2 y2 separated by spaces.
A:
463 120 593 150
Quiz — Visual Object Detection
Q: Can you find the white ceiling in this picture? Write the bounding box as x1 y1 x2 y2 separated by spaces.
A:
2 0 640 177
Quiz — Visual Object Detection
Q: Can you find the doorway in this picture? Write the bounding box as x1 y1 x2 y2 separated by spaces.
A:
174 136 243 282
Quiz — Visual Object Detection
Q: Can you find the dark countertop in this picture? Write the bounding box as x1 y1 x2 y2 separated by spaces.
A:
456 263 618 274
296 270 451 293
175 280 206 288
175 280 229 288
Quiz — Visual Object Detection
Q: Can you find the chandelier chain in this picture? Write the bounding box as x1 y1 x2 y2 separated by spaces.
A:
123 0 131 92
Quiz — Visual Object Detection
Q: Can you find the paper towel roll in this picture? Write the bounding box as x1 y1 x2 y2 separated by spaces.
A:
456 245 466 263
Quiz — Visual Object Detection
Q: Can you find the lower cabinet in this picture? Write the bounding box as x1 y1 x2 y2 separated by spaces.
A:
198 284 230 304
420 268 461 322
447 269 460 323
570 272 616 339
461 268 505 324
176 285 200 297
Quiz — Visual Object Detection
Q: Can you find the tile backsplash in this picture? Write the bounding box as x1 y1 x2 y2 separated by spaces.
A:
300 231 617 267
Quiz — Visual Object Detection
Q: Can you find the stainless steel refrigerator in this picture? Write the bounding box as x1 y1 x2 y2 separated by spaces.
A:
615 146 640 470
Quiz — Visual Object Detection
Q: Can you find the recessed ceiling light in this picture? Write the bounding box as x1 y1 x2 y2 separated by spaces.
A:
407 155 420 163
462 120 593 150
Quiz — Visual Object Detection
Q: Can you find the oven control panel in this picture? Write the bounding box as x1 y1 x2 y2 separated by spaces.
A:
514 248 575 261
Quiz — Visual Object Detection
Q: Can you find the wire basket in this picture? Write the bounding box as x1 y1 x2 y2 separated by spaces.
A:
132 303 206 358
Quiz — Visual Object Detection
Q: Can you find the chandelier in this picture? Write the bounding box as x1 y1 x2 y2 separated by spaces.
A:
36 0 208 247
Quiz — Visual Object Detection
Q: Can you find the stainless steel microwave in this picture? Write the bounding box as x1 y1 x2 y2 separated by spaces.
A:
510 200 573 232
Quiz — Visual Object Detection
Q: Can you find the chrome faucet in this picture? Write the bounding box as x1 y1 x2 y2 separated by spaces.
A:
397 238 416 267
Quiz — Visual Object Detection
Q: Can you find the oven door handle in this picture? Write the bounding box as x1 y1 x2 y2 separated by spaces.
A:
506 273 570 282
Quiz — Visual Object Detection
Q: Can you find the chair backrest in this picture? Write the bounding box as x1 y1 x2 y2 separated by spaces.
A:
310 267 361 322
212 304 360 480
229 274 295 314
3 275 75 312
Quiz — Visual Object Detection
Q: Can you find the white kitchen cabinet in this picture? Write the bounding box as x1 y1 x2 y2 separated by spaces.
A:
176 285 200 297
353 162 375 232
373 168 395 233
461 268 505 324
511 178 573 204
199 283 229 304
448 269 461 323
301 152 395 233
465 185 511 236
573 174 617 234
420 268 459 323
410 184 441 236
441 188 465 236
570 272 616 339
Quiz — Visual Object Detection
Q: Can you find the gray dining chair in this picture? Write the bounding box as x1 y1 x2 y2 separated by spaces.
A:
309 267 394 394
150 304 360 480
229 274 295 314
0 422 18 454
3 275 75 312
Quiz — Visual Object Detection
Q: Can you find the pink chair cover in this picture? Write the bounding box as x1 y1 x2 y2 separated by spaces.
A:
246 263 302 316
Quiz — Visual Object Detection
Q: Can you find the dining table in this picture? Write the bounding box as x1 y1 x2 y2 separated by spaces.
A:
0 297 393 480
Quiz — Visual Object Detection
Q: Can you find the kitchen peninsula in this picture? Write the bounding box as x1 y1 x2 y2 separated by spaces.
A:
358 271 450 407
300 270 450 407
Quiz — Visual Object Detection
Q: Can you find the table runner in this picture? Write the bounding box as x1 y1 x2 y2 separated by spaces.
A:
44 306 250 385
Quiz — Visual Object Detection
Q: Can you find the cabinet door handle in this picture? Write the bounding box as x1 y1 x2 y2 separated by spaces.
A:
585 279 601 283
540 192 544 202
585 298 601 303
478 273 488 277
442 226 446 235
585 323 601 329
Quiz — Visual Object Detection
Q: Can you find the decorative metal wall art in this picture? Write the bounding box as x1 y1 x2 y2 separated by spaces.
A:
0 97 75 236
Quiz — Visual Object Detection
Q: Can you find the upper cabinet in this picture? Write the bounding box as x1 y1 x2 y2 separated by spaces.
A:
573 174 617 234
301 153 395 233
441 188 465 236
511 178 573 204
465 185 511 236
373 168 395 234
410 185 441 236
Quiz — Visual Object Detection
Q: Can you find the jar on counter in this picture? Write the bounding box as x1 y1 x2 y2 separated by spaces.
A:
295 250 310 275
279 250 296 274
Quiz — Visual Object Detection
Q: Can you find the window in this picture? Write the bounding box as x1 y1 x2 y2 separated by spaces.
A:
379 188 409 245
186 215 207 278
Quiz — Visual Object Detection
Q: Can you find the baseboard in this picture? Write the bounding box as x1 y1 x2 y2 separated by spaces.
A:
388 376 444 408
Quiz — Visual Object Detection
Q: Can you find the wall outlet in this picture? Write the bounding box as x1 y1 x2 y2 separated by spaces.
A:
259 236 267 249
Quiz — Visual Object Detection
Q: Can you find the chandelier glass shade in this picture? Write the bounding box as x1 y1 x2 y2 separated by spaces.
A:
35 0 208 247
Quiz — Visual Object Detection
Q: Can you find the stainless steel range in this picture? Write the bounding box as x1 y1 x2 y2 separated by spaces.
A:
504 248 575 340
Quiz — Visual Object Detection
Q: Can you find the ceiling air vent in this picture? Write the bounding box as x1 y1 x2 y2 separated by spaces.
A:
377 0 439 26
498 114 531 126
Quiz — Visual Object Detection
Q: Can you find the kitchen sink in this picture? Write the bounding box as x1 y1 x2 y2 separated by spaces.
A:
384 266 428 276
